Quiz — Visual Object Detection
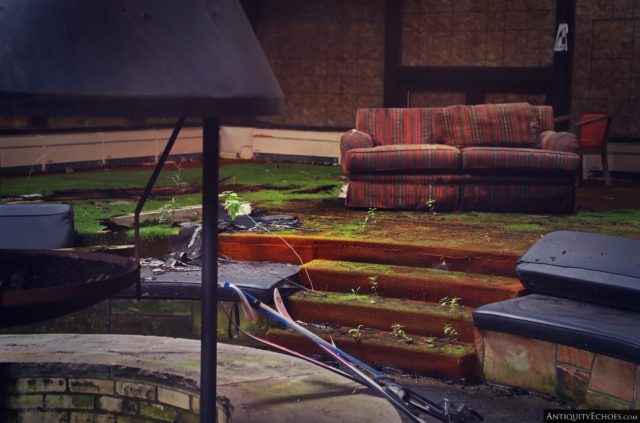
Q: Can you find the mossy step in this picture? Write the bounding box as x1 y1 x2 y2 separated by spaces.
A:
267 326 478 380
284 291 475 342
300 259 523 307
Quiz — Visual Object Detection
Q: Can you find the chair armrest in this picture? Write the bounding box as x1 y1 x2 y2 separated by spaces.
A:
575 114 610 127
540 130 579 154
553 113 581 123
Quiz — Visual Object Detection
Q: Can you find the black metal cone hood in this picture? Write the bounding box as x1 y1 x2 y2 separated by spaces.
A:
0 0 283 117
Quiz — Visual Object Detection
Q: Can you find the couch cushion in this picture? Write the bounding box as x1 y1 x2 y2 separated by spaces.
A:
517 231 640 313
356 108 437 146
440 103 547 148
461 147 579 174
345 144 461 173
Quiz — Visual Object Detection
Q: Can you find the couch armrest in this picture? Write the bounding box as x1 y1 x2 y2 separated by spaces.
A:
340 130 373 172
540 130 579 154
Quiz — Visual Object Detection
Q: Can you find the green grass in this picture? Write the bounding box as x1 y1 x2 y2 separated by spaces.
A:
0 162 343 245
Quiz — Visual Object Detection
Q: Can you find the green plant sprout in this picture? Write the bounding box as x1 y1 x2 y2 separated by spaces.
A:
361 207 377 231
368 275 379 296
391 323 413 343
158 197 179 224
438 296 463 312
425 336 437 348
425 198 436 212
219 190 318 291
348 324 364 339
443 323 459 340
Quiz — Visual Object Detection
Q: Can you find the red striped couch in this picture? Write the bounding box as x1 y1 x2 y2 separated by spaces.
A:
341 103 580 213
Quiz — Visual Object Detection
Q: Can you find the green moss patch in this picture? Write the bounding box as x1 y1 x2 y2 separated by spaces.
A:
288 291 472 320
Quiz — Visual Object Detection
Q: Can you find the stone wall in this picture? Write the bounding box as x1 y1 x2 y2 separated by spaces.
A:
0 298 270 348
479 330 640 409
255 0 386 128
572 1 640 136
0 376 200 422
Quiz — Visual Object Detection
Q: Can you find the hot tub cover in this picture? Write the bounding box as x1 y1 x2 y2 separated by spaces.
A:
516 231 640 312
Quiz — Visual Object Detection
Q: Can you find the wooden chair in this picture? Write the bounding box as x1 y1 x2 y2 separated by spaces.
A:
554 113 612 186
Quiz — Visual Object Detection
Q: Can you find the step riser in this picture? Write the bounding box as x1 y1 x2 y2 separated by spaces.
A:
268 330 479 380
300 268 522 308
286 299 474 342
219 234 518 277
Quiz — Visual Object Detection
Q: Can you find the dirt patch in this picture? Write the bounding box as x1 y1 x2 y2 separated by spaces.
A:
45 184 200 201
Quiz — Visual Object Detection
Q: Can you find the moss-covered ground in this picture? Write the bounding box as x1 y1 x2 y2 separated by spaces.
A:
2 161 640 255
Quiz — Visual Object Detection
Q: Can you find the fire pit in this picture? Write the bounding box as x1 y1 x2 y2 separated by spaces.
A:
0 250 138 327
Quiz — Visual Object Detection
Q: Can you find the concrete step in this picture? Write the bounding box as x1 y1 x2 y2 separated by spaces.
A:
300 259 523 308
267 326 478 380
284 291 475 342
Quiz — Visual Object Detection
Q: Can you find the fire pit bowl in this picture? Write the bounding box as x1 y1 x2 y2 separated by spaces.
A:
0 249 139 327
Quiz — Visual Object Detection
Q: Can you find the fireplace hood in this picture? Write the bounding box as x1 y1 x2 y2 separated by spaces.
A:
0 0 282 117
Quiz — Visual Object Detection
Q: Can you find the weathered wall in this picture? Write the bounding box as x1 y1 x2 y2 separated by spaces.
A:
255 0 386 128
572 1 640 136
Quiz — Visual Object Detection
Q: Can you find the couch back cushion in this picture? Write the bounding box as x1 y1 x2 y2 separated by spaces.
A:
357 103 553 148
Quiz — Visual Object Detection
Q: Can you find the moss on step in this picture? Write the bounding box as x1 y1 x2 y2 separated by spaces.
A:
288 291 472 320
303 259 518 288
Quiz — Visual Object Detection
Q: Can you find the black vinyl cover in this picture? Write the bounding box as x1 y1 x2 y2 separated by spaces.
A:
473 294 640 364
0 204 74 249
516 231 640 312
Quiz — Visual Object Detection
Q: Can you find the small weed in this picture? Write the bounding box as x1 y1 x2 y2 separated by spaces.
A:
361 207 378 231
443 324 459 340
438 296 463 312
368 275 379 296
219 191 243 220
425 198 436 212
348 324 364 339
391 323 413 343
425 337 437 348
351 286 361 296
158 197 179 224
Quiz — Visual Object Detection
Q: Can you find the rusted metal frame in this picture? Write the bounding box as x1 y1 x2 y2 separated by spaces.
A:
133 118 185 298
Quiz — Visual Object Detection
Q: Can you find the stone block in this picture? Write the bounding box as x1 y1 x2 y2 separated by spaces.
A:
1 395 43 410
584 390 633 409
557 345 594 369
191 396 200 414
69 379 114 395
110 315 194 339
157 388 190 410
70 413 116 423
110 299 192 317
45 394 94 410
19 411 69 423
483 331 556 394
140 401 178 422
589 355 635 402
556 364 590 403
15 378 66 393
98 396 138 414
636 366 640 408
115 381 156 400
176 411 200 423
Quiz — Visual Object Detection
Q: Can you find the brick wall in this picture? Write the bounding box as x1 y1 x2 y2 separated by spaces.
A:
0 376 200 422
255 0 385 128
572 1 640 136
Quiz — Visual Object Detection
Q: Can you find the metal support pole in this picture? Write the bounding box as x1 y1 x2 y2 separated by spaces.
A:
200 118 219 423
133 118 185 298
